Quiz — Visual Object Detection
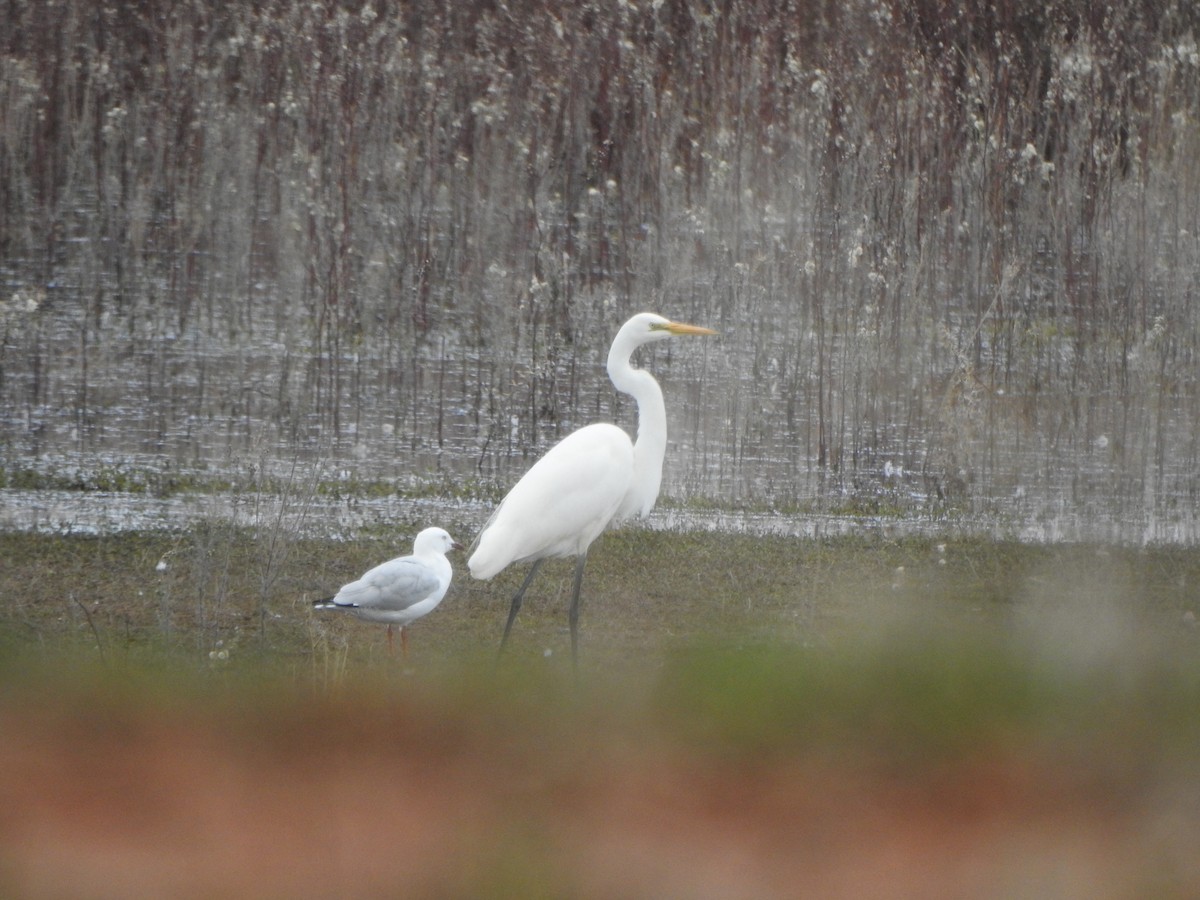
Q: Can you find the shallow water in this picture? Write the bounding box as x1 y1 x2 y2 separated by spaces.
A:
5 3 1200 547
4 291 1199 545
5 482 1196 546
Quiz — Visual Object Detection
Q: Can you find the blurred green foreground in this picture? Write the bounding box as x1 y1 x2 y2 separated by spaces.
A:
2 529 1199 897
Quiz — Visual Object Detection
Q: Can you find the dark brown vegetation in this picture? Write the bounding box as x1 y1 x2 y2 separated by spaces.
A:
2 1 1200 526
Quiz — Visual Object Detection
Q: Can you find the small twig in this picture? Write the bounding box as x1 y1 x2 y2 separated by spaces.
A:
72 593 107 665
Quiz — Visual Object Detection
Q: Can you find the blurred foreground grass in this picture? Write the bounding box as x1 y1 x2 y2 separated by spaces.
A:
3 526 1200 759
2 528 1200 896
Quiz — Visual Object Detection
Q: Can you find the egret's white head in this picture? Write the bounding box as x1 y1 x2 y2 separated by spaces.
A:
620 312 718 347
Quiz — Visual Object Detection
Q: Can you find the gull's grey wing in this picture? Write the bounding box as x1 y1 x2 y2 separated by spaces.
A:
335 557 442 612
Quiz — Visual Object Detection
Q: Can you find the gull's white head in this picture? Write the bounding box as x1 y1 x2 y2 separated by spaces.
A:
413 527 464 556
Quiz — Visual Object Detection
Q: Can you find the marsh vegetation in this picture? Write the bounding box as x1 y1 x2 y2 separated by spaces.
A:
4 3 1200 893
3 0 1200 541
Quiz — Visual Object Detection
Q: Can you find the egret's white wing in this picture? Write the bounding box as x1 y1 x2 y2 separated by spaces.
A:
469 423 633 578
334 557 441 612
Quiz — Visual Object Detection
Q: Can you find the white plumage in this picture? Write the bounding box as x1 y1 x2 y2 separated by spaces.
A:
314 527 463 656
469 312 717 664
468 423 632 579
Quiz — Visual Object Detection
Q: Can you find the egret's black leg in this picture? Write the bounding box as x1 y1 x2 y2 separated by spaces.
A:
568 554 587 670
499 559 544 654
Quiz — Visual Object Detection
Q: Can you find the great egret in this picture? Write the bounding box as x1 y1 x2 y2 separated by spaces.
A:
313 527 463 657
469 312 717 663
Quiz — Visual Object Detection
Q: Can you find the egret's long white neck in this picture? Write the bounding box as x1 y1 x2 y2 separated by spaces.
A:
608 335 667 518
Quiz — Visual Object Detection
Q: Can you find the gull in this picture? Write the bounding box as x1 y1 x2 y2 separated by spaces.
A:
313 527 463 657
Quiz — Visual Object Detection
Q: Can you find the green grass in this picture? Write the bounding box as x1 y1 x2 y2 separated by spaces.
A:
2 527 1199 755
3 527 1200 895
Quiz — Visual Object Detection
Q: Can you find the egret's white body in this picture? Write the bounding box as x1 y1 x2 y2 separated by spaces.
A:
469 312 717 662
314 527 463 656
468 423 632 578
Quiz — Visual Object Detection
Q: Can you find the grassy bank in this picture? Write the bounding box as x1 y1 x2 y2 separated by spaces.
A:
4 527 1199 672
2 528 1200 896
